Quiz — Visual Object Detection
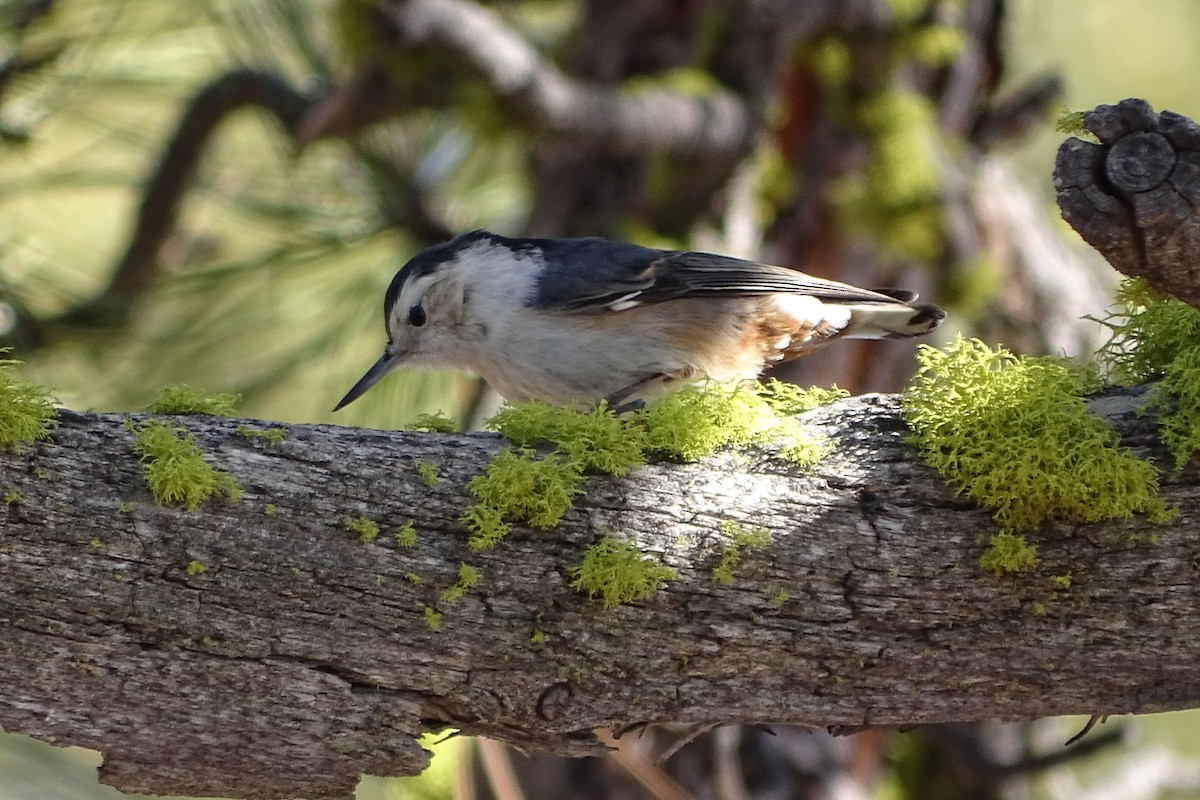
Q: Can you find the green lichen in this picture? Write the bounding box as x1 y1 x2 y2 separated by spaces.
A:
1031 601 1047 617
0 356 56 448
439 562 479 604
264 503 277 516
409 412 460 433
463 449 582 550
404 572 422 584
1096 279 1200 469
1050 573 1073 590
530 629 546 645
186 559 207 576
117 501 134 514
639 382 831 465
423 606 442 630
147 384 240 416
767 587 790 607
90 537 101 548
414 461 440 488
461 503 510 552
346 516 379 542
234 425 286 446
395 521 417 547
711 521 773 585
1055 109 1093 140
488 401 647 475
978 532 1038 575
129 420 243 511
4 490 21 505
569 536 677 610
903 334 1173 533
468 382 836 552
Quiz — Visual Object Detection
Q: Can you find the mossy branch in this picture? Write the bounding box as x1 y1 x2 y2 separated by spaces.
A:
0 395 1197 800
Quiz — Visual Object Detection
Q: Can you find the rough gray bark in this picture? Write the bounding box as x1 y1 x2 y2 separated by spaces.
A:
1 389 1197 800
1055 98 1200 307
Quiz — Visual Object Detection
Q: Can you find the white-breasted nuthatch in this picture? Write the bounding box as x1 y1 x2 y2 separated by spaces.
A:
334 230 945 410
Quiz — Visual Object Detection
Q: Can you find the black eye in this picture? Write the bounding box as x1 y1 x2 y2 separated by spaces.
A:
408 305 427 327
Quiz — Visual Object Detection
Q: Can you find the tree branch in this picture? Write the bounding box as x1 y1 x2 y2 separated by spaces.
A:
1 388 1197 799
1055 98 1200 306
53 68 310 330
380 0 754 154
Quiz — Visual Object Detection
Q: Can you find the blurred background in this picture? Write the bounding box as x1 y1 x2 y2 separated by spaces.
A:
2 0 1200 798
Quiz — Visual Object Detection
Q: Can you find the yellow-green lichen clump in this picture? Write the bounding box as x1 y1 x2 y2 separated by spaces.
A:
1097 278 1200 469
462 449 582 551
711 521 773 585
147 384 240 416
0 356 56 448
903 334 1172 541
569 536 677 610
129 420 243 511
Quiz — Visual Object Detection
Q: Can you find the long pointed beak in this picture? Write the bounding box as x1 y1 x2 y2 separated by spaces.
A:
333 351 403 411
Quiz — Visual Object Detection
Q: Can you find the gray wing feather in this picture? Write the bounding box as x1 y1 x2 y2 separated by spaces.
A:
533 242 907 311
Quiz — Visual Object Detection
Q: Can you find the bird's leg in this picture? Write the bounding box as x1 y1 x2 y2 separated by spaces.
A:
603 372 667 414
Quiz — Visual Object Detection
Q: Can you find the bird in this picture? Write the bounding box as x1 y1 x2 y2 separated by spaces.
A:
334 230 945 410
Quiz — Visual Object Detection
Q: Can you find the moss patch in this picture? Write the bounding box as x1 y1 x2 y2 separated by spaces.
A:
569 536 677 610
0 356 56 448
904 335 1172 534
129 420 242 511
147 385 240 416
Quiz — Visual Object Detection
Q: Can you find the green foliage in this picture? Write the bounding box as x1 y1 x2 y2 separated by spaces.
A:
147 385 240 416
0 356 57 448
711 521 773 585
234 425 287 446
463 449 582 550
185 559 207 576
346 516 379 542
415 461 440 487
129 420 242 511
1096 278 1200 469
829 90 945 262
569 536 677 610
903 334 1172 533
4 490 22 505
404 572 422 584
439 563 479 604
395 521 417 547
409 412 460 434
487 401 647 475
1050 573 1073 590
264 503 277 516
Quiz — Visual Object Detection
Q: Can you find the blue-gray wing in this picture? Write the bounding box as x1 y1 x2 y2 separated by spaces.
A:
532 240 910 311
